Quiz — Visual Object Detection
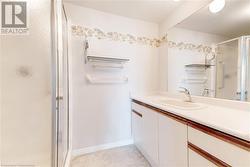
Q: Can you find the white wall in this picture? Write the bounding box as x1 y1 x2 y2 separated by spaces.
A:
64 3 160 151
164 27 228 95
0 0 52 166
159 0 212 36
159 42 168 91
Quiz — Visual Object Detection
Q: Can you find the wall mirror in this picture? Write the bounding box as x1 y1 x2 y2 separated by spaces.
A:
169 0 250 102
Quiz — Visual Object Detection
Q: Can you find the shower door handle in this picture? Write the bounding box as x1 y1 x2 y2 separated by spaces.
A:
56 96 63 100
218 61 225 89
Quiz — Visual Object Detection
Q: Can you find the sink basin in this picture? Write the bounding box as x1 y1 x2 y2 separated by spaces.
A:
156 99 204 110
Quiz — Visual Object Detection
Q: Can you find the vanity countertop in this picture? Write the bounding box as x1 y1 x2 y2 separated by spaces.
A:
131 94 250 142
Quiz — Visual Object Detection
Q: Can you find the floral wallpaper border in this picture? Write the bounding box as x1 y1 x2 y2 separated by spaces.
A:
72 25 212 54
167 41 212 54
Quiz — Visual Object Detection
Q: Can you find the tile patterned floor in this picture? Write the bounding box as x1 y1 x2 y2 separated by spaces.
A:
70 145 151 167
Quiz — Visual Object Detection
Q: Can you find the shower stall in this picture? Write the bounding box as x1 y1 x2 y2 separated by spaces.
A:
215 36 250 101
0 0 69 166
54 2 71 167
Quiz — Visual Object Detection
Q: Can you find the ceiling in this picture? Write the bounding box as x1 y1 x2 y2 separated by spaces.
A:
64 0 184 23
176 0 250 38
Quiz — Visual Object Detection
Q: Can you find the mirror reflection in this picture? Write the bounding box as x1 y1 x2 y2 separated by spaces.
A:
168 0 250 101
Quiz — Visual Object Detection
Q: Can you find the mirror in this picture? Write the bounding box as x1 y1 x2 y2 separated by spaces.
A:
168 0 250 101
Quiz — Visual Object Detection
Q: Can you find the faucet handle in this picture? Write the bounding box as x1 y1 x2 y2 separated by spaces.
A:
178 87 192 102
178 87 190 94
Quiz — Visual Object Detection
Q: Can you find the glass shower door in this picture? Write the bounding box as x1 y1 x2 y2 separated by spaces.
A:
56 4 69 167
1 0 52 166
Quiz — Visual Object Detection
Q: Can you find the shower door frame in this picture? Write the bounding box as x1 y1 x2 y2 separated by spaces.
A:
238 36 249 101
51 0 71 166
51 0 58 166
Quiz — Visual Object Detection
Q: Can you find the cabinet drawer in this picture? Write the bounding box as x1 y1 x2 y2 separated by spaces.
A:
132 102 144 115
189 148 217 167
188 126 250 166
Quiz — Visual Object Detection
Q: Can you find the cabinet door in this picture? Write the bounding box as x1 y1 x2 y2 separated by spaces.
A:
189 148 216 167
131 102 159 167
159 114 188 167
132 110 143 151
142 107 159 167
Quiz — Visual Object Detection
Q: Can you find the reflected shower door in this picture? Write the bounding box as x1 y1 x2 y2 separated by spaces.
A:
247 37 250 101
216 36 250 101
216 39 239 100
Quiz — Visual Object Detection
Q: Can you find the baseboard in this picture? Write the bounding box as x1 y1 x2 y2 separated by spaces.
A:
72 139 134 157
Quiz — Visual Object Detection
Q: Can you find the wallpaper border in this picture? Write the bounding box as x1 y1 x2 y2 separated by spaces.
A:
72 25 213 54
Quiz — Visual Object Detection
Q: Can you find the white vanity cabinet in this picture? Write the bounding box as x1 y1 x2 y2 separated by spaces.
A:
131 102 159 167
158 114 188 167
132 99 250 167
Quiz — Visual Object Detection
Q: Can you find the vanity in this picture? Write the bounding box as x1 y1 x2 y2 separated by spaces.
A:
131 95 250 167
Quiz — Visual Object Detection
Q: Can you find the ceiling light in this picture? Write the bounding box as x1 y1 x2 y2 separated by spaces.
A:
209 0 225 13
173 0 180 2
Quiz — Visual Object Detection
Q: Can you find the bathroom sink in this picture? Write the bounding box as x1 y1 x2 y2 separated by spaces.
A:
156 99 204 110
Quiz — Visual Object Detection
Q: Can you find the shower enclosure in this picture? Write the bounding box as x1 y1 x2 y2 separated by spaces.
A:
216 36 250 101
1 0 69 166
52 1 70 167
55 4 70 167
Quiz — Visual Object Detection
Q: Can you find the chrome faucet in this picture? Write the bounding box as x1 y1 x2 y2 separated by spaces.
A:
179 87 192 102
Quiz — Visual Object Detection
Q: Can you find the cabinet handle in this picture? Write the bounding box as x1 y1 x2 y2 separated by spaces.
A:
188 142 231 167
132 110 142 117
